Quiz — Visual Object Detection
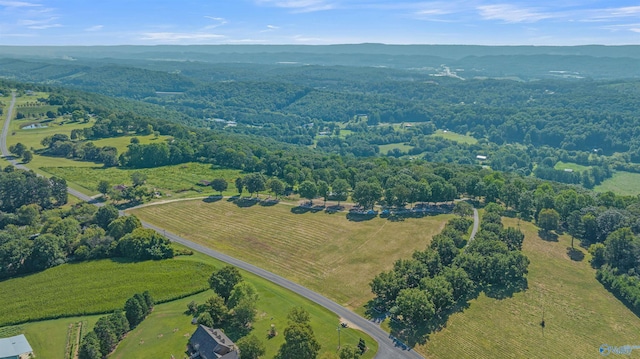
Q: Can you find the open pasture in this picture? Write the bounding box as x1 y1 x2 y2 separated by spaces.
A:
130 199 452 310
418 218 640 358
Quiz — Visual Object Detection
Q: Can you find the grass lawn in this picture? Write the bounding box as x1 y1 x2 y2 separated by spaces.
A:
417 218 640 358
1 247 378 359
91 134 170 155
130 199 452 310
0 315 102 359
432 130 478 145
44 163 242 198
0 257 214 326
111 269 378 359
554 161 591 172
595 171 640 196
379 142 414 155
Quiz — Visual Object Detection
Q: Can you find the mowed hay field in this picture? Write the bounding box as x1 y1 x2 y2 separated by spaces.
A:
419 218 640 359
131 199 452 310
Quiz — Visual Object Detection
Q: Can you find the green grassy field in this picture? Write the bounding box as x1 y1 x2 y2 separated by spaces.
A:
110 265 378 359
91 134 170 155
418 218 640 358
0 257 214 326
130 199 451 311
1 248 378 359
379 142 414 155
554 161 591 172
432 130 478 144
44 162 242 198
595 171 640 196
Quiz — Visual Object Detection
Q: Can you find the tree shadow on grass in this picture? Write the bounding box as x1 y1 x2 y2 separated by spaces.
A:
538 229 559 242
234 197 259 208
346 213 376 222
202 195 223 203
388 300 473 348
291 206 311 214
484 278 529 300
325 205 344 214
259 199 279 207
566 247 585 261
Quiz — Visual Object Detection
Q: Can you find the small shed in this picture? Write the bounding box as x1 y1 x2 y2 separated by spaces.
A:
476 155 487 161
0 334 33 359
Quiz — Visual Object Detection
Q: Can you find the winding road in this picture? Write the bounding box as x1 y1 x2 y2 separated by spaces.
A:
1 92 430 359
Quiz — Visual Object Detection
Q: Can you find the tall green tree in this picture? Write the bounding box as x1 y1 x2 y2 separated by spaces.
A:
352 181 382 209
538 208 560 233
78 332 101 359
331 179 349 205
267 178 285 199
209 265 243 302
276 308 321 359
298 180 318 204
210 178 228 195
236 335 266 359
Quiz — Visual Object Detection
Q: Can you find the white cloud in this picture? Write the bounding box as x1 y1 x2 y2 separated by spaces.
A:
140 32 225 42
255 0 335 13
477 4 555 23
0 1 40 7
203 16 228 29
18 16 62 29
85 25 103 32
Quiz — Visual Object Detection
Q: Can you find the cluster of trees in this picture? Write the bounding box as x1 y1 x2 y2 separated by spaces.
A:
589 228 640 314
79 292 154 359
189 266 260 338
0 166 67 213
370 205 528 335
0 202 173 279
39 134 119 166
8 142 33 163
275 307 321 359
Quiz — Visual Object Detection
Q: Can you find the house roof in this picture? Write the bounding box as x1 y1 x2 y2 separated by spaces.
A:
189 325 238 359
0 335 33 358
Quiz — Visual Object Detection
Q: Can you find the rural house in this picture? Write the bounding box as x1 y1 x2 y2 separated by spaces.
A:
188 325 239 359
0 334 33 359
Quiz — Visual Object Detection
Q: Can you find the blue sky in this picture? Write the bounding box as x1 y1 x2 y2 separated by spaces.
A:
1 0 639 45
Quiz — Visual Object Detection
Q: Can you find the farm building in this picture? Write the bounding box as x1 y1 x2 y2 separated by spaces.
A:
476 155 487 160
188 325 238 359
0 334 33 359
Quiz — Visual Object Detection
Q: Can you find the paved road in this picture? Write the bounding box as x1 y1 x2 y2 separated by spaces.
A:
470 208 480 242
1 92 423 359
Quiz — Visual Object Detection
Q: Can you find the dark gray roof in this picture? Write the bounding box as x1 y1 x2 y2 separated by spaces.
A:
189 325 239 359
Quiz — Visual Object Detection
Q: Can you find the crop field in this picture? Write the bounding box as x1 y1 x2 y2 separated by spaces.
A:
379 142 414 155
595 171 640 196
1 247 378 359
418 218 640 358
44 162 242 198
130 199 452 310
0 257 214 326
431 130 478 144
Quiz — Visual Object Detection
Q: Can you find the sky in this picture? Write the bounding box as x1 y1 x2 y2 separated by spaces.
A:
1 0 639 46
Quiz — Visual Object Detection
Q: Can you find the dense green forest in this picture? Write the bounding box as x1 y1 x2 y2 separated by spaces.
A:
3 48 640 335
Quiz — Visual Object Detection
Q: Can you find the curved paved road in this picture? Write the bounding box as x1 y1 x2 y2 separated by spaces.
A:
1 92 423 359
